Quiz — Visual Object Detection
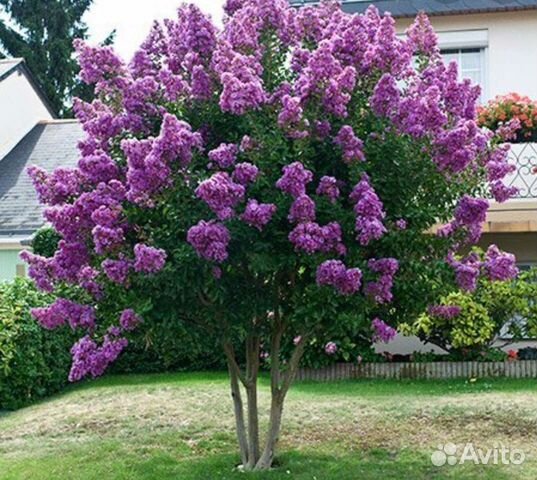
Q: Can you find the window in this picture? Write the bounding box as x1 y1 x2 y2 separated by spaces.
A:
441 49 484 88
441 48 487 102
435 30 488 102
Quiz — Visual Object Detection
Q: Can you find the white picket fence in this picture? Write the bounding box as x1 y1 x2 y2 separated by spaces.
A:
295 361 537 381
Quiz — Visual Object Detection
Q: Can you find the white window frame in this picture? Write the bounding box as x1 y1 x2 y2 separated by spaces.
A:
437 29 489 102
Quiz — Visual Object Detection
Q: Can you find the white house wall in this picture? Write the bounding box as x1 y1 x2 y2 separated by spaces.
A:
397 10 537 101
0 69 53 160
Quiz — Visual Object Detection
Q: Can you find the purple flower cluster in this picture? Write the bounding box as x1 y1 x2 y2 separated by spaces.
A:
31 299 96 331
490 181 519 203
119 309 142 331
78 266 102 298
316 176 340 203
486 146 515 181
365 258 399 304
92 226 125 255
241 200 277 231
439 195 489 244
69 334 128 382
371 318 397 343
334 126 365 163
187 220 231 263
74 39 126 92
350 174 387 246
395 219 407 230
232 162 259 185
289 222 346 255
496 118 521 142
20 240 91 294
288 195 316 223
123 114 203 205
455 195 489 226
213 33 267 115
428 305 462 319
447 251 481 292
27 166 83 206
134 244 167 274
196 172 246 220
78 151 120 184
406 12 438 56
278 95 309 138
208 143 239 169
325 341 338 355
483 245 518 282
276 162 313 197
295 40 357 118
102 258 131 285
316 260 362 296
370 46 488 174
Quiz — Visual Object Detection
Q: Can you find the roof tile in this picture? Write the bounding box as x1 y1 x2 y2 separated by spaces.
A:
0 122 83 235
290 0 537 17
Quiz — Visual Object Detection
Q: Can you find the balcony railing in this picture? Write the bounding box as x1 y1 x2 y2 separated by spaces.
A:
506 143 537 199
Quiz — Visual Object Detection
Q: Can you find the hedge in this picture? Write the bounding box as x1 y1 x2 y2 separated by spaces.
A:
112 317 226 374
0 279 75 410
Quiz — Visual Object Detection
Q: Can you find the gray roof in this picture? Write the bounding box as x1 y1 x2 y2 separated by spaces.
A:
290 0 537 17
0 121 83 236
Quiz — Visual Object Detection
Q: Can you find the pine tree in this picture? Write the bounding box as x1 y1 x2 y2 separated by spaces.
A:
0 0 107 116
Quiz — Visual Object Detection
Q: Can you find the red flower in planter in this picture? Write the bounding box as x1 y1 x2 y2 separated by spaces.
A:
478 93 537 143
508 349 518 361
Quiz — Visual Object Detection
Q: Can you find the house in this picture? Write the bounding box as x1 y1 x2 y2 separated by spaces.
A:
0 58 82 281
291 0 537 352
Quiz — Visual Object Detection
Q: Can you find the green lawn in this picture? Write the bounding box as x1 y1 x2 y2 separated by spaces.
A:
1 373 537 479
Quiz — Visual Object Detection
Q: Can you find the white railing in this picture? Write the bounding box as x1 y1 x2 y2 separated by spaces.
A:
506 143 537 199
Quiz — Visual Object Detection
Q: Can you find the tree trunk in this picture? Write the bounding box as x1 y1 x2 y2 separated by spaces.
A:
255 391 284 469
245 336 260 469
224 343 249 467
224 331 306 471
255 332 306 470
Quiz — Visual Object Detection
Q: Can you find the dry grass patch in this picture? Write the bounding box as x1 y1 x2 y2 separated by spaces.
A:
2 373 537 475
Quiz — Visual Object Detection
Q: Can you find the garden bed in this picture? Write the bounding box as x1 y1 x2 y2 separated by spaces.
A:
296 360 537 381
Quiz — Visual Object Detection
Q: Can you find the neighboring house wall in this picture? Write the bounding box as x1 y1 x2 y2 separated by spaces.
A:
0 239 26 281
396 11 537 101
479 232 537 264
0 67 54 159
0 249 24 281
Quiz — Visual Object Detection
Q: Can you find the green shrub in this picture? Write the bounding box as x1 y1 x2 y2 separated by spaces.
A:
0 279 75 410
112 317 226 374
31 227 61 258
401 268 537 353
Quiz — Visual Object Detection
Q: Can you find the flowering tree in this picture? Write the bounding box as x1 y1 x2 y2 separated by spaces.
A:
23 0 519 471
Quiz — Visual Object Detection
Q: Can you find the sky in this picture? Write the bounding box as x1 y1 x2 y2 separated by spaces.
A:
84 0 226 61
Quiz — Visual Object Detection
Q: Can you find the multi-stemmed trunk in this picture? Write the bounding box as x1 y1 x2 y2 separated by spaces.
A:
223 318 306 471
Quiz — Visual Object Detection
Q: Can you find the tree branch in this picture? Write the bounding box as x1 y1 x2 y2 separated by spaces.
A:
280 334 308 397
269 312 285 396
223 341 249 388
226 351 249 467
